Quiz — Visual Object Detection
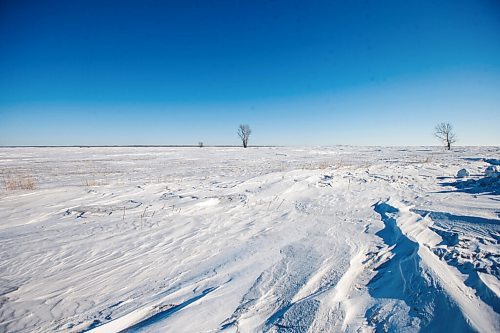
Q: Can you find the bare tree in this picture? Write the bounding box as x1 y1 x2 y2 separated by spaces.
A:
237 124 251 148
434 122 457 150
198 141 203 148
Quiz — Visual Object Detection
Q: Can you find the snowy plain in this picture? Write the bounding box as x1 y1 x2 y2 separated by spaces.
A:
0 146 499 333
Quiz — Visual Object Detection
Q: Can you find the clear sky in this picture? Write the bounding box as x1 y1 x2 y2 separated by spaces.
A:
1 0 499 146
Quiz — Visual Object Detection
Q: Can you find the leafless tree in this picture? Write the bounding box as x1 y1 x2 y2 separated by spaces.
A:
237 124 251 148
434 122 457 150
198 141 203 148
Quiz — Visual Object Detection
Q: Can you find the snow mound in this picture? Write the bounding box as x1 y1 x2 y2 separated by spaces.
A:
485 158 500 166
485 165 498 178
456 168 469 178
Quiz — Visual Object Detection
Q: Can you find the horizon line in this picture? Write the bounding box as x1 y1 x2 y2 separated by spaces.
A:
0 145 498 148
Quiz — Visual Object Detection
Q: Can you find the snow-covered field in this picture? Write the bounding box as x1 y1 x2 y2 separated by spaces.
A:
0 146 499 333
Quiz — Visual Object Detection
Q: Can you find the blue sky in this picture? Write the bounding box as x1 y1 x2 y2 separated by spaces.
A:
1 0 499 146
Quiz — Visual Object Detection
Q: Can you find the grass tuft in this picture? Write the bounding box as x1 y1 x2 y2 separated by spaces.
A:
3 174 37 190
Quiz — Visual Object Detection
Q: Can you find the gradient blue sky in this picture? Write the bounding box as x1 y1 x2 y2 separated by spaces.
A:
1 0 499 146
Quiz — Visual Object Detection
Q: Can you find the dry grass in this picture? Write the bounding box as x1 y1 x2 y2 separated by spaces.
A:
301 161 331 170
3 174 37 190
423 156 433 163
81 176 110 188
81 178 99 187
301 159 353 170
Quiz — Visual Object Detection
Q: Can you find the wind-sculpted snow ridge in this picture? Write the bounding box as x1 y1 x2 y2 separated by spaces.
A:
0 146 498 332
368 201 498 332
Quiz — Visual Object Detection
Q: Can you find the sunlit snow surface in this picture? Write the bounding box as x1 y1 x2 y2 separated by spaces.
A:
0 146 499 332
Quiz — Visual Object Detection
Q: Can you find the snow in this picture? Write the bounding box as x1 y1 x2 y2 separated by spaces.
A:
456 168 469 178
485 165 498 178
0 146 499 332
